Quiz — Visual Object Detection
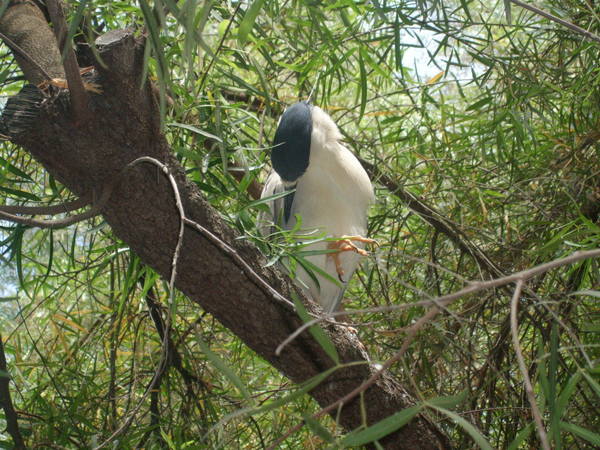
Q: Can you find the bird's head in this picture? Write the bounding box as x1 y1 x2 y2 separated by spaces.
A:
271 101 312 183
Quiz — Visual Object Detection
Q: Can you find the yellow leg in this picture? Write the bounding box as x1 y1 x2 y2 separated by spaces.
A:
327 236 376 281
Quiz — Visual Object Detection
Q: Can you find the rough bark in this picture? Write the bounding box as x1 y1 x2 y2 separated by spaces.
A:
0 4 449 448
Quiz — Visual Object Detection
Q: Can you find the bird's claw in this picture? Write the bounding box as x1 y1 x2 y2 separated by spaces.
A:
327 236 376 281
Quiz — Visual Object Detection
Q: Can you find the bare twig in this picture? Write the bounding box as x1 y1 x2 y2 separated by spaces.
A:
198 2 243 92
0 334 26 449
510 279 551 450
510 0 600 44
0 196 105 228
46 0 90 121
277 249 600 354
269 248 600 447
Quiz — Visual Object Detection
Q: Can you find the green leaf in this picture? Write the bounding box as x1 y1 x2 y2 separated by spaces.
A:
508 422 534 450
195 332 252 401
425 390 468 409
207 367 337 434
242 189 293 211
167 122 222 142
556 370 583 419
237 0 266 45
63 0 90 59
340 405 422 446
303 413 335 443
570 289 600 299
358 48 367 120
0 186 40 201
560 422 600 446
292 292 339 364
0 156 33 181
581 371 600 398
429 406 494 450
466 96 492 112
503 0 512 24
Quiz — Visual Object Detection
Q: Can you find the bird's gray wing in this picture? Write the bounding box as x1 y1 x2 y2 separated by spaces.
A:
258 170 295 235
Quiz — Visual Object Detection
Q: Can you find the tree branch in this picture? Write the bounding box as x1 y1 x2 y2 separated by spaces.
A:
0 334 26 449
510 0 600 44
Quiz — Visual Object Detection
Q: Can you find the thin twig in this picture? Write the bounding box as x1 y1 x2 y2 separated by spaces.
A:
510 0 600 44
46 0 90 121
269 248 600 448
198 2 243 91
0 196 105 228
510 279 551 450
276 249 600 354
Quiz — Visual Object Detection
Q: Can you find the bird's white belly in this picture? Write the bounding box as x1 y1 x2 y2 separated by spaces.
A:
288 165 369 312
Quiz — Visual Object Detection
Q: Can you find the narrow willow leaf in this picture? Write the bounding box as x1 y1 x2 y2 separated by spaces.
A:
303 413 335 443
340 405 422 446
426 71 444 84
581 371 600 398
504 0 512 24
0 0 10 21
139 0 169 127
293 254 342 288
0 186 40 201
425 390 467 409
507 422 534 450
460 0 473 21
358 48 367 120
554 369 582 425
238 0 266 45
560 422 600 446
195 331 252 401
429 406 494 450
242 189 293 211
292 292 339 364
570 289 600 298
167 122 222 142
393 14 402 71
204 367 338 439
0 155 33 181
63 0 90 59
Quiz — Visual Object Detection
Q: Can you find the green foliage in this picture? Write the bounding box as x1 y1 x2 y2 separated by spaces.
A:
1 0 600 447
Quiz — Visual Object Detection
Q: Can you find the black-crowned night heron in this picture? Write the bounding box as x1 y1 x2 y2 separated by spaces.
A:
260 101 375 313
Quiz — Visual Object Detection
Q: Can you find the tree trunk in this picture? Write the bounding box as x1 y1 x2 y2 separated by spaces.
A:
0 3 449 448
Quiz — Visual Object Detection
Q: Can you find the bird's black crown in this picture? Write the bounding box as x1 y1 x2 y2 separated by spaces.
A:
271 101 312 182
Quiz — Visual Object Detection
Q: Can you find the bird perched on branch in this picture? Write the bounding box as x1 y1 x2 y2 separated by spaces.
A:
260 101 375 313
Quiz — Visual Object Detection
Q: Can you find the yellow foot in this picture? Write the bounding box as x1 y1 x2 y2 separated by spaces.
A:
327 236 377 281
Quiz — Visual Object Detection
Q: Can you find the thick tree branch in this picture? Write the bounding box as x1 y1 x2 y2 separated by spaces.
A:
0 1 64 84
0 4 447 448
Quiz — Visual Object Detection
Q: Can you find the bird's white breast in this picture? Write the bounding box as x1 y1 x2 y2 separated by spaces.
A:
288 106 374 312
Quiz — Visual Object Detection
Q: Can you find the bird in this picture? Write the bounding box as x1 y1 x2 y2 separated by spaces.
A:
260 101 375 313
